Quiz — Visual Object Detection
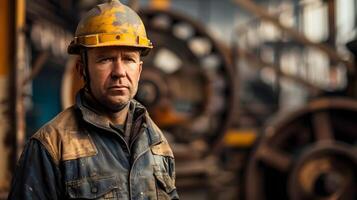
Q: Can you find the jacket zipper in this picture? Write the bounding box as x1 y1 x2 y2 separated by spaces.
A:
84 114 162 199
129 125 146 151
87 122 132 155
128 136 162 199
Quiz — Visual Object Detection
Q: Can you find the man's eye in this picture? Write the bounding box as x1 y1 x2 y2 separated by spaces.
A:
98 57 112 63
123 57 136 63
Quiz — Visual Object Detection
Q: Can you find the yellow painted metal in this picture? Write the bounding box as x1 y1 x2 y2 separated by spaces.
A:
0 0 11 192
223 129 257 147
149 0 171 10
0 0 16 193
68 0 152 55
0 0 10 75
16 0 25 30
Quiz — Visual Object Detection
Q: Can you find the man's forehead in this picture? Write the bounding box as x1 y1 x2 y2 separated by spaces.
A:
88 46 141 55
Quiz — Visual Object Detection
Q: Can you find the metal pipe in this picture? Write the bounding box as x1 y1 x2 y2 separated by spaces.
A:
327 0 336 47
14 0 26 161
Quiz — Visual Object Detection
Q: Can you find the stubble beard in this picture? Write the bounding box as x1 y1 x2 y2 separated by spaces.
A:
108 101 129 112
103 95 131 113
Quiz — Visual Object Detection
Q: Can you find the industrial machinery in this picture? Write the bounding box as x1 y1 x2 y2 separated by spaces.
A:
138 8 236 198
244 98 357 200
136 8 235 150
4 0 357 199
39 1 357 199
234 1 357 200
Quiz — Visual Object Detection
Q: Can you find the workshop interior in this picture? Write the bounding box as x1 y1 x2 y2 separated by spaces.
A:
1 0 357 199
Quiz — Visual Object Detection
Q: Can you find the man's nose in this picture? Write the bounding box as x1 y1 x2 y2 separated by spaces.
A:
111 59 126 78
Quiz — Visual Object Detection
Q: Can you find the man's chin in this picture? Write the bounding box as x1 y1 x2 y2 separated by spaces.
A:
106 99 130 112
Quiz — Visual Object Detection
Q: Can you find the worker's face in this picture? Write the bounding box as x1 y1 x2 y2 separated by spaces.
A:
86 46 142 111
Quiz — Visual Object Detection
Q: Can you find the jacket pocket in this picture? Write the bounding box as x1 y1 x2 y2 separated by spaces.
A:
66 175 118 199
154 170 176 200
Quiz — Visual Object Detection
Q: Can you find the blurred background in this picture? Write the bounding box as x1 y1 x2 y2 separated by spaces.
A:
1 0 357 199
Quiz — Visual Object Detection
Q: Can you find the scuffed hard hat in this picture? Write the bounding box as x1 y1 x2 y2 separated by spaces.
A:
68 0 153 55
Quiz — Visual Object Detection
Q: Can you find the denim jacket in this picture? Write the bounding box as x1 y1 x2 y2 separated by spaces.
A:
8 91 179 200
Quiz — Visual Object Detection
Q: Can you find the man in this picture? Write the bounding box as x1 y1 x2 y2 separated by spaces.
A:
8 0 179 199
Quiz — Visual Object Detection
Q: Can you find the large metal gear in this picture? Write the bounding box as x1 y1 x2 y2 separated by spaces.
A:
244 98 357 200
136 8 235 148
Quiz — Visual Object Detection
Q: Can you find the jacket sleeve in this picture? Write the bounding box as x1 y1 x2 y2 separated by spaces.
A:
7 139 64 200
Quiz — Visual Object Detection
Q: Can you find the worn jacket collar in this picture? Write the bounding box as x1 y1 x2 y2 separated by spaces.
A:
75 89 162 147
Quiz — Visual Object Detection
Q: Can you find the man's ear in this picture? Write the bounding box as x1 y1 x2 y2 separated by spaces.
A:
76 56 86 81
139 61 143 74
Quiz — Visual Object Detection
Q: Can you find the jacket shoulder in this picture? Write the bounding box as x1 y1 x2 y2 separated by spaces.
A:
31 106 97 164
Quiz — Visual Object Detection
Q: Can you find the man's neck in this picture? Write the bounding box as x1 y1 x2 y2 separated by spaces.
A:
82 90 131 125
105 104 130 125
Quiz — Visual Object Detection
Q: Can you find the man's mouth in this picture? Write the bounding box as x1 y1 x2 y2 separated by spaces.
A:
109 85 128 89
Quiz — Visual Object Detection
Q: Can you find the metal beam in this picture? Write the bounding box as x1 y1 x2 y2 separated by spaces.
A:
237 47 322 95
0 0 26 197
14 0 26 162
0 0 13 195
234 0 353 72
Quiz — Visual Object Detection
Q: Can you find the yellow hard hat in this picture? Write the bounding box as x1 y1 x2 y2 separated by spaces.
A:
68 0 153 55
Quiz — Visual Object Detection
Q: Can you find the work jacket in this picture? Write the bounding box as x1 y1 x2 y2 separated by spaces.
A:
8 90 179 200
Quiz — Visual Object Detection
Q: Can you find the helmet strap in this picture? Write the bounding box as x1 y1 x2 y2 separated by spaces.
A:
80 50 91 91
